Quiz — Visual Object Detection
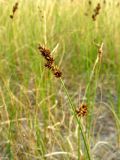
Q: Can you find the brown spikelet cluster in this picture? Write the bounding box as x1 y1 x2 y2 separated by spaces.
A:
76 104 88 117
38 45 62 78
103 0 106 5
92 3 101 21
88 0 92 6
10 2 19 19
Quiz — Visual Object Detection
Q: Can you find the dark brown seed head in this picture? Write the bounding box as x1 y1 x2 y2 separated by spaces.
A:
38 45 54 63
38 45 51 55
92 3 101 21
76 104 88 117
38 44 62 78
103 0 106 4
96 3 101 10
88 0 92 5
51 65 62 78
92 15 96 21
10 15 13 19
13 2 19 13
44 62 53 69
53 70 62 78
38 45 50 57
10 2 19 19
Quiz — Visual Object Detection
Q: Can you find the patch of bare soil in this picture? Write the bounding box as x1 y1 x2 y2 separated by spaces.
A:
92 104 120 160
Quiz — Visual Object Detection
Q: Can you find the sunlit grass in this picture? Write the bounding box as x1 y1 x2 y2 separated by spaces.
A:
0 0 120 159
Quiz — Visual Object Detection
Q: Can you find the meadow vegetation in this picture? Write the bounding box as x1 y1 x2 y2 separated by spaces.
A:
0 0 120 159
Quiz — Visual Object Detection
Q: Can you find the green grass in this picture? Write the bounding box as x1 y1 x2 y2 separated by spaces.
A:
0 0 120 159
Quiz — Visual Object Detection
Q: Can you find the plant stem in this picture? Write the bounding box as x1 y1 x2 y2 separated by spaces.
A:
60 78 91 160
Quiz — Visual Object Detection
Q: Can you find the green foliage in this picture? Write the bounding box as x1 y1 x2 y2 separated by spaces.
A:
0 0 120 159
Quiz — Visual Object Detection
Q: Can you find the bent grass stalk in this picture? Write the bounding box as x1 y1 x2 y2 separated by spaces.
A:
38 44 90 159
38 43 103 160
60 43 103 160
82 43 104 103
60 78 91 160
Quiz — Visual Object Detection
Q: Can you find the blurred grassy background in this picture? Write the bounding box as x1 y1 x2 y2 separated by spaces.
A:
0 0 120 159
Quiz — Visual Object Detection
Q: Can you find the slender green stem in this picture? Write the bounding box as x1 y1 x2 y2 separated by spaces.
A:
60 78 91 160
78 127 81 160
